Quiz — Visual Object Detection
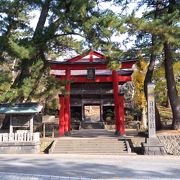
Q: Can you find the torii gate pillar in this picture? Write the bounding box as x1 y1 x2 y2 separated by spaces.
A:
112 70 120 134
113 70 125 135
119 93 125 135
59 94 65 136
64 69 71 133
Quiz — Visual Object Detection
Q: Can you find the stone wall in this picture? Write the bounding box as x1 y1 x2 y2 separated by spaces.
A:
158 135 180 155
0 142 40 154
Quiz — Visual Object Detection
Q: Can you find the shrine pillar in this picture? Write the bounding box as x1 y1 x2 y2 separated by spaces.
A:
112 70 120 133
64 69 71 133
59 94 65 136
118 93 125 135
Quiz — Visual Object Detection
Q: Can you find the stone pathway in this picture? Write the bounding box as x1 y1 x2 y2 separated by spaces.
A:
0 172 94 180
70 129 115 138
0 154 180 179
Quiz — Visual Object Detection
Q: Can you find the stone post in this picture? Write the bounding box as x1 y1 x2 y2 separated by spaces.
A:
147 83 156 138
9 115 13 133
142 83 166 155
30 116 34 134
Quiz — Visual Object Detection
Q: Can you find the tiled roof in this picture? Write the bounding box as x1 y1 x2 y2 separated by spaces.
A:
0 103 43 114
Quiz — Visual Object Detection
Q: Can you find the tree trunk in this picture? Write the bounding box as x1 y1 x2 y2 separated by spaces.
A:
144 35 162 130
9 0 51 103
143 1 162 130
165 97 170 108
164 42 180 129
33 0 51 42
163 0 180 129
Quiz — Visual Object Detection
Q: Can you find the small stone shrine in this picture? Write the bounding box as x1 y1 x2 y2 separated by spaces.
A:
0 103 43 154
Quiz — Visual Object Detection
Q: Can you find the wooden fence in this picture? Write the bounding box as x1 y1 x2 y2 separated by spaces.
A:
0 132 40 143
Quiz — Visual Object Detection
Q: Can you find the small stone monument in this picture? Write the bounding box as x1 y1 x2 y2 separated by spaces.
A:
142 83 166 155
147 83 156 138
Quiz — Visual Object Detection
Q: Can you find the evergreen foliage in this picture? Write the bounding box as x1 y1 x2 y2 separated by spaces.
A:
112 0 180 129
0 0 179 128
154 61 180 106
0 0 122 103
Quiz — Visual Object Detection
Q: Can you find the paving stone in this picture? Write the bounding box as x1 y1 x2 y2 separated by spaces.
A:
0 173 93 180
49 176 60 180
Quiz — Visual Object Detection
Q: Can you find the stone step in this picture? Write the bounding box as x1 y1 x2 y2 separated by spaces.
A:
52 150 127 153
51 151 128 154
54 146 126 149
81 122 104 129
55 141 125 145
50 137 128 154
53 147 127 151
56 140 121 143
54 146 126 150
54 144 126 148
55 140 125 144
49 129 131 155
52 151 127 154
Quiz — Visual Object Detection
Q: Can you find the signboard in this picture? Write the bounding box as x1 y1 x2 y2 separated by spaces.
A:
147 83 156 138
87 68 95 80
42 115 55 123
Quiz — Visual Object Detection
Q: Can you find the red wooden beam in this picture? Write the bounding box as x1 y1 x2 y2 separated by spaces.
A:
56 75 131 83
67 54 87 62
89 52 93 62
50 61 135 71
121 61 136 69
92 51 106 59
50 63 108 70
66 51 106 63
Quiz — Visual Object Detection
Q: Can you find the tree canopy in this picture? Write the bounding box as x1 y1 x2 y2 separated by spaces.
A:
0 0 179 129
0 0 123 103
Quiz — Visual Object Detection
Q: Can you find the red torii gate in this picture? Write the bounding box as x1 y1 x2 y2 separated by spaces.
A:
49 51 136 136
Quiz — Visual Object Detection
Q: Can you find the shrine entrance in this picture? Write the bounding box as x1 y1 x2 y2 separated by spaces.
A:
84 105 100 122
49 51 136 136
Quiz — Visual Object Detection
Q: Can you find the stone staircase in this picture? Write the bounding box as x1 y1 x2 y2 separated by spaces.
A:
80 121 104 129
49 137 130 154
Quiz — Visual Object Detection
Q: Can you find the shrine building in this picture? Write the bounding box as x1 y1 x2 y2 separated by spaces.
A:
49 51 136 136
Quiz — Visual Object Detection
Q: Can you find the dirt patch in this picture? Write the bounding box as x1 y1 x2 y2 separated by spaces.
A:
40 138 54 153
157 130 180 135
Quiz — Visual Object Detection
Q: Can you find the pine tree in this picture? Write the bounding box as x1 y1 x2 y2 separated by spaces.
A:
154 61 180 107
163 0 180 129
112 0 179 129
111 0 163 129
0 0 121 103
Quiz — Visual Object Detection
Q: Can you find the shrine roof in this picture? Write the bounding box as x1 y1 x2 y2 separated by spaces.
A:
49 60 108 65
48 51 136 65
0 103 43 114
